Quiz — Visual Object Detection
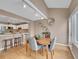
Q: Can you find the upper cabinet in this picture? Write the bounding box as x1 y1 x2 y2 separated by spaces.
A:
17 24 29 29
0 24 6 34
0 24 29 31
6 24 17 29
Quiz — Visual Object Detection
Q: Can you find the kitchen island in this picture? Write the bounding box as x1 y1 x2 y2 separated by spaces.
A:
0 33 29 51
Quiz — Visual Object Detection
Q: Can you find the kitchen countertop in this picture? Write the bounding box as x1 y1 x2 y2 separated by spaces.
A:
0 33 29 39
0 33 29 41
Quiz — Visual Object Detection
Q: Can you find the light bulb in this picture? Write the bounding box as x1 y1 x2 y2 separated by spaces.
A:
35 13 39 16
23 4 26 8
41 17 44 19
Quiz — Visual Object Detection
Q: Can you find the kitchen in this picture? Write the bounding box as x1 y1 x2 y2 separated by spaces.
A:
0 21 29 51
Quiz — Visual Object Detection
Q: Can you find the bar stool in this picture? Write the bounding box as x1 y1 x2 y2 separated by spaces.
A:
3 38 13 51
9 39 13 48
14 37 23 47
14 37 18 47
3 39 7 51
18 37 23 47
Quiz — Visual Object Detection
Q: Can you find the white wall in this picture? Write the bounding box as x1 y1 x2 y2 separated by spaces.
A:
29 21 35 37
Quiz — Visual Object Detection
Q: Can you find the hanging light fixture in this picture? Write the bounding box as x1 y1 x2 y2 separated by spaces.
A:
41 17 44 19
48 18 55 26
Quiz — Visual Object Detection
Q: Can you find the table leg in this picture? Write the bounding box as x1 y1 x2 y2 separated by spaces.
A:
42 48 44 56
26 41 28 52
46 45 48 59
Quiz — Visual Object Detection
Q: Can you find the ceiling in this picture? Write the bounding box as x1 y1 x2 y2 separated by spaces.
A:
0 0 72 24
0 0 43 22
44 0 71 8
0 15 28 25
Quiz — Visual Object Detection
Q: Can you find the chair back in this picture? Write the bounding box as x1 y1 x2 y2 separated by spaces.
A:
49 36 57 51
50 33 55 40
28 37 38 51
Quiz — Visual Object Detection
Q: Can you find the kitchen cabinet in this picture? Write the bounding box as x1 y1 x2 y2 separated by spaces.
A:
17 24 29 29
6 24 17 29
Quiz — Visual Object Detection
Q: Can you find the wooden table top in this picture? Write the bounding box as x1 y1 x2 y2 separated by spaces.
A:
37 38 51 45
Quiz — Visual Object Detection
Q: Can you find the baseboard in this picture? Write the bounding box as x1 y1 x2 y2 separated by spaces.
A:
68 45 76 59
56 43 76 59
55 43 69 51
56 43 68 47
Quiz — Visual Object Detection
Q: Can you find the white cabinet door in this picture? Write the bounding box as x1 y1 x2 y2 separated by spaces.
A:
6 24 17 29
17 24 29 29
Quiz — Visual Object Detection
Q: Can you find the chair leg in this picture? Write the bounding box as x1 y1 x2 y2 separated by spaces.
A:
51 50 54 59
45 48 48 59
26 42 28 52
29 48 32 56
51 51 53 59
35 51 37 59
42 48 44 56
53 50 54 55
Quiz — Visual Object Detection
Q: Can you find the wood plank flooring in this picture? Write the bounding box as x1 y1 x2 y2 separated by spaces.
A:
0 45 74 59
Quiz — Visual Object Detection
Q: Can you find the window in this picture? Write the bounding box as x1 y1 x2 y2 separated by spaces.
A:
0 25 6 33
70 11 78 47
75 12 78 42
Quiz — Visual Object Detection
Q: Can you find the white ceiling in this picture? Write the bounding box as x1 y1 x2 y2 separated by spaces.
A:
0 0 42 21
0 0 72 24
44 0 71 8
0 15 28 24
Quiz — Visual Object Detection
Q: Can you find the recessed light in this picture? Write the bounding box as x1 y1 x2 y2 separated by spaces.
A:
41 17 44 19
35 13 39 17
23 4 26 8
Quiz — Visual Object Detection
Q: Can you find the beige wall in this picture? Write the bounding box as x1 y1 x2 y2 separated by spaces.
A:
34 8 69 45
48 8 69 45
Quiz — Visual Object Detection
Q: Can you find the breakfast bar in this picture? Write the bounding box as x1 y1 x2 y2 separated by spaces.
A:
0 33 23 51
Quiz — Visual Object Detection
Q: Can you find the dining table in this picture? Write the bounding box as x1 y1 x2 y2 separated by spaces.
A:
37 38 51 59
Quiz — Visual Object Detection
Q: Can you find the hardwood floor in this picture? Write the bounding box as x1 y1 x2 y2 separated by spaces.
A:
0 45 74 59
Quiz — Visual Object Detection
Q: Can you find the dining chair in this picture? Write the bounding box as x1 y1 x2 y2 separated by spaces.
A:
35 32 43 40
48 36 57 59
28 37 43 59
50 33 55 40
